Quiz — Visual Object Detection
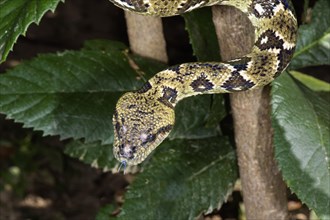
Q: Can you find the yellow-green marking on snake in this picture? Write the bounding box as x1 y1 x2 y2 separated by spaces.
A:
110 0 298 166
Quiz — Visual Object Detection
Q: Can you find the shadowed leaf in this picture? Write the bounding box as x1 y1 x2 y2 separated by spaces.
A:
272 72 330 217
0 0 63 63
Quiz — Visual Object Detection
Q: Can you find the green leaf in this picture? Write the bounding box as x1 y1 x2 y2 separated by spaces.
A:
272 72 330 217
289 0 330 69
0 40 163 144
206 95 227 128
290 71 330 92
0 0 63 63
115 137 237 220
64 141 116 170
183 7 221 62
169 95 223 139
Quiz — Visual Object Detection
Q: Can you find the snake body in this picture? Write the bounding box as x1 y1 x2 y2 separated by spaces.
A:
110 0 298 166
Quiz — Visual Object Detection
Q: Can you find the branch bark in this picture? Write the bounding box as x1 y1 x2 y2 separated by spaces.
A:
212 5 288 219
124 12 168 63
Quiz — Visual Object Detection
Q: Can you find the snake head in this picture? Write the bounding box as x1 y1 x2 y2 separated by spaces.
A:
113 91 175 166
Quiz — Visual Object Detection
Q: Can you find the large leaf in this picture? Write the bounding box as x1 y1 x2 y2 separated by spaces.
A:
272 72 330 217
289 0 330 70
115 137 237 220
0 0 63 63
0 40 164 144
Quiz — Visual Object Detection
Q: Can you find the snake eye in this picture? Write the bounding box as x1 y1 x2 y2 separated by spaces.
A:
141 134 156 145
147 134 156 143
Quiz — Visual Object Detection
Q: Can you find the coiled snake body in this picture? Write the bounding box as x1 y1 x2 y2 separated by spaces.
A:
110 0 298 166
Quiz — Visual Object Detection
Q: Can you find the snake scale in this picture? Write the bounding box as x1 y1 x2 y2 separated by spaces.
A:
109 0 298 167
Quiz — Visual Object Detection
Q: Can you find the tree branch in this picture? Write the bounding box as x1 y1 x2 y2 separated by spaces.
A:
212 5 288 219
124 12 168 63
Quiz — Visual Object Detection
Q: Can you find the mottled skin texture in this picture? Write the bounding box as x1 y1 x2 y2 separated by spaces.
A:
110 0 298 166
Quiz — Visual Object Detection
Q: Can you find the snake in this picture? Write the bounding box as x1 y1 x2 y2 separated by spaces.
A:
110 0 298 167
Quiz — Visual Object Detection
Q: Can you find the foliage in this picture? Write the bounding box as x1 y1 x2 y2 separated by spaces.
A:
271 0 330 217
0 40 165 144
288 0 330 70
0 0 63 62
0 0 329 219
272 73 329 217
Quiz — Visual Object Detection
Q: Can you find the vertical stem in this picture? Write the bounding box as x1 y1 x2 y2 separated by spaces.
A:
212 5 288 219
124 12 168 63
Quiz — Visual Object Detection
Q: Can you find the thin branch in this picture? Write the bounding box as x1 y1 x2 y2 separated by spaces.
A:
124 12 168 63
212 5 288 219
